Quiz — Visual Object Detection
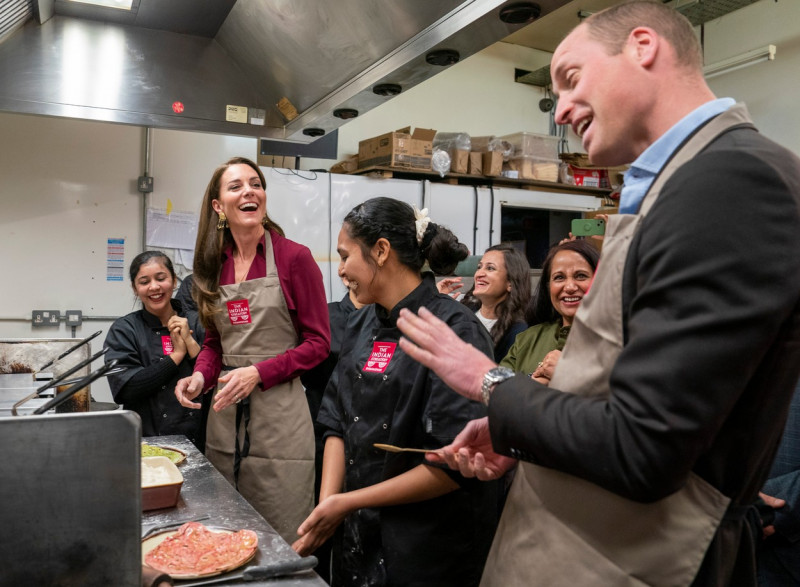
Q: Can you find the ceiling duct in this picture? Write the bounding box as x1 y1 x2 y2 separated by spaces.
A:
0 0 568 145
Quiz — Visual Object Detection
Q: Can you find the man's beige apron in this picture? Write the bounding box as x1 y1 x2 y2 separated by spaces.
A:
205 235 315 544
482 105 754 587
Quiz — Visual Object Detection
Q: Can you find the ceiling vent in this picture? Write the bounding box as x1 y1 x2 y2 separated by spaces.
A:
333 108 359 120
425 49 460 67
373 83 402 97
499 2 541 24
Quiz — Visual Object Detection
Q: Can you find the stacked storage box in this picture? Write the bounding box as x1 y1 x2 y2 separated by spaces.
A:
502 132 560 181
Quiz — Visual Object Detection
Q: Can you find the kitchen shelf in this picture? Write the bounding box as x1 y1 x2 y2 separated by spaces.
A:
348 165 613 197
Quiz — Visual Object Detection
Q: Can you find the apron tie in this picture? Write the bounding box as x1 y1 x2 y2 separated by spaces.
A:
233 397 251 490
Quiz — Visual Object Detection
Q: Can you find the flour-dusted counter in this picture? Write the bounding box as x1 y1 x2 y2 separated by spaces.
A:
142 435 327 586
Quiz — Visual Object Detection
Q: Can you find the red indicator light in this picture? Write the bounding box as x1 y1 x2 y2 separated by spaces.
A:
172 101 184 114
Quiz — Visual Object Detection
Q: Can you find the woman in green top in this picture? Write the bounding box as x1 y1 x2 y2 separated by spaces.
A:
500 240 599 377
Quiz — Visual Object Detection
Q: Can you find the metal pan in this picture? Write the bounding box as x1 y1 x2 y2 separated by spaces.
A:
10 348 109 416
32 359 120 415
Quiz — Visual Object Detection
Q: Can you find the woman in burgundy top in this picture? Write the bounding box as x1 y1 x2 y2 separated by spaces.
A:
175 157 330 542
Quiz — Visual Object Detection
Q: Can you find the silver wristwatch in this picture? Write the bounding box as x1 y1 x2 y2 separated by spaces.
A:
481 366 515 405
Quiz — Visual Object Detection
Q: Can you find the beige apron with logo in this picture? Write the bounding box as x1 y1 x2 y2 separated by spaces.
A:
481 105 753 587
205 235 315 544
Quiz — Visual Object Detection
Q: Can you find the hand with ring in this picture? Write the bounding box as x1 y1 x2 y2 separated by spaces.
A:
213 366 261 412
532 350 562 383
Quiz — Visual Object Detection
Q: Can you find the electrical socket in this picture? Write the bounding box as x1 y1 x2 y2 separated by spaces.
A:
138 176 154 193
32 310 61 327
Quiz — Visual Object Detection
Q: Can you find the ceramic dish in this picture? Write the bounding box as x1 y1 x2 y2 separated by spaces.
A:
141 456 184 511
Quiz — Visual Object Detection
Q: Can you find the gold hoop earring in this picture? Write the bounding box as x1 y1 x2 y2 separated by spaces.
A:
217 212 228 230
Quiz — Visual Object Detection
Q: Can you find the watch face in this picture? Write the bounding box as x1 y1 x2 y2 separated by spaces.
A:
482 366 515 405
488 366 515 382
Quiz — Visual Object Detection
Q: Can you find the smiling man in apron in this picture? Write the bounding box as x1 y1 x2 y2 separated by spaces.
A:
397 3 800 586
175 157 330 545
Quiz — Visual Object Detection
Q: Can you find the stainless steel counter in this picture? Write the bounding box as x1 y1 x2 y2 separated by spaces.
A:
142 436 327 586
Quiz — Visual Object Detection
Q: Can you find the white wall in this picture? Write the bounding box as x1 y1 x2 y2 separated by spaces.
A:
0 0 797 402
702 0 800 155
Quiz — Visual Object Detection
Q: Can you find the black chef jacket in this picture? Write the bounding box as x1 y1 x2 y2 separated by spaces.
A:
318 274 498 587
104 299 206 449
301 292 361 498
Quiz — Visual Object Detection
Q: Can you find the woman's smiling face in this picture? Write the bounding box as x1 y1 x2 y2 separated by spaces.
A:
548 249 594 326
133 259 175 316
212 163 266 231
472 250 510 306
337 225 377 306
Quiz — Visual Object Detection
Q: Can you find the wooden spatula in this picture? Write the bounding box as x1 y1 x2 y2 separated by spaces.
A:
373 443 438 454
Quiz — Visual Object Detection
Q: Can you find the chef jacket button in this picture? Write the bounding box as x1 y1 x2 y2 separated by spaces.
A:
382 375 388 381
162 385 166 390
349 459 354 465
379 559 384 565
372 336 376 341
357 373 362 379
162 413 168 419
354 416 359 422
382 423 388 429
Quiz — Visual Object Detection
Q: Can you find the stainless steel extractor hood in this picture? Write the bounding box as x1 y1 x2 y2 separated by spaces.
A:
0 0 574 145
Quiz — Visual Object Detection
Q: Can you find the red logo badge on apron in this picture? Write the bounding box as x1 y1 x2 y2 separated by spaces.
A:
226 299 253 325
161 335 174 355
363 342 397 373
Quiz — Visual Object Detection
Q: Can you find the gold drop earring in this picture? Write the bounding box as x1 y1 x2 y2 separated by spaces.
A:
217 212 228 230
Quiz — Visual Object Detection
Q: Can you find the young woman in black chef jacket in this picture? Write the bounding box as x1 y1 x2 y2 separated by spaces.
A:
104 251 207 449
292 197 499 587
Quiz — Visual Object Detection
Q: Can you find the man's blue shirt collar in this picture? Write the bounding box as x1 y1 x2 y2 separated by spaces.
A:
618 98 736 214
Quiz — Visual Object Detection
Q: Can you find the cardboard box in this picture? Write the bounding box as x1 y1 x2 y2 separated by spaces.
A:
358 127 436 170
569 165 610 188
508 156 560 182
470 136 496 153
257 153 297 169
329 155 358 174
450 149 469 174
468 152 483 175
560 153 628 189
483 151 503 176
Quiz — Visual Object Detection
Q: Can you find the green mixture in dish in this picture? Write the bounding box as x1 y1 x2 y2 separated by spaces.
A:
141 443 185 464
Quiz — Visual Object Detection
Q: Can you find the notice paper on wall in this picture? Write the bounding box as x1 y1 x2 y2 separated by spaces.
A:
146 207 198 250
107 238 125 282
